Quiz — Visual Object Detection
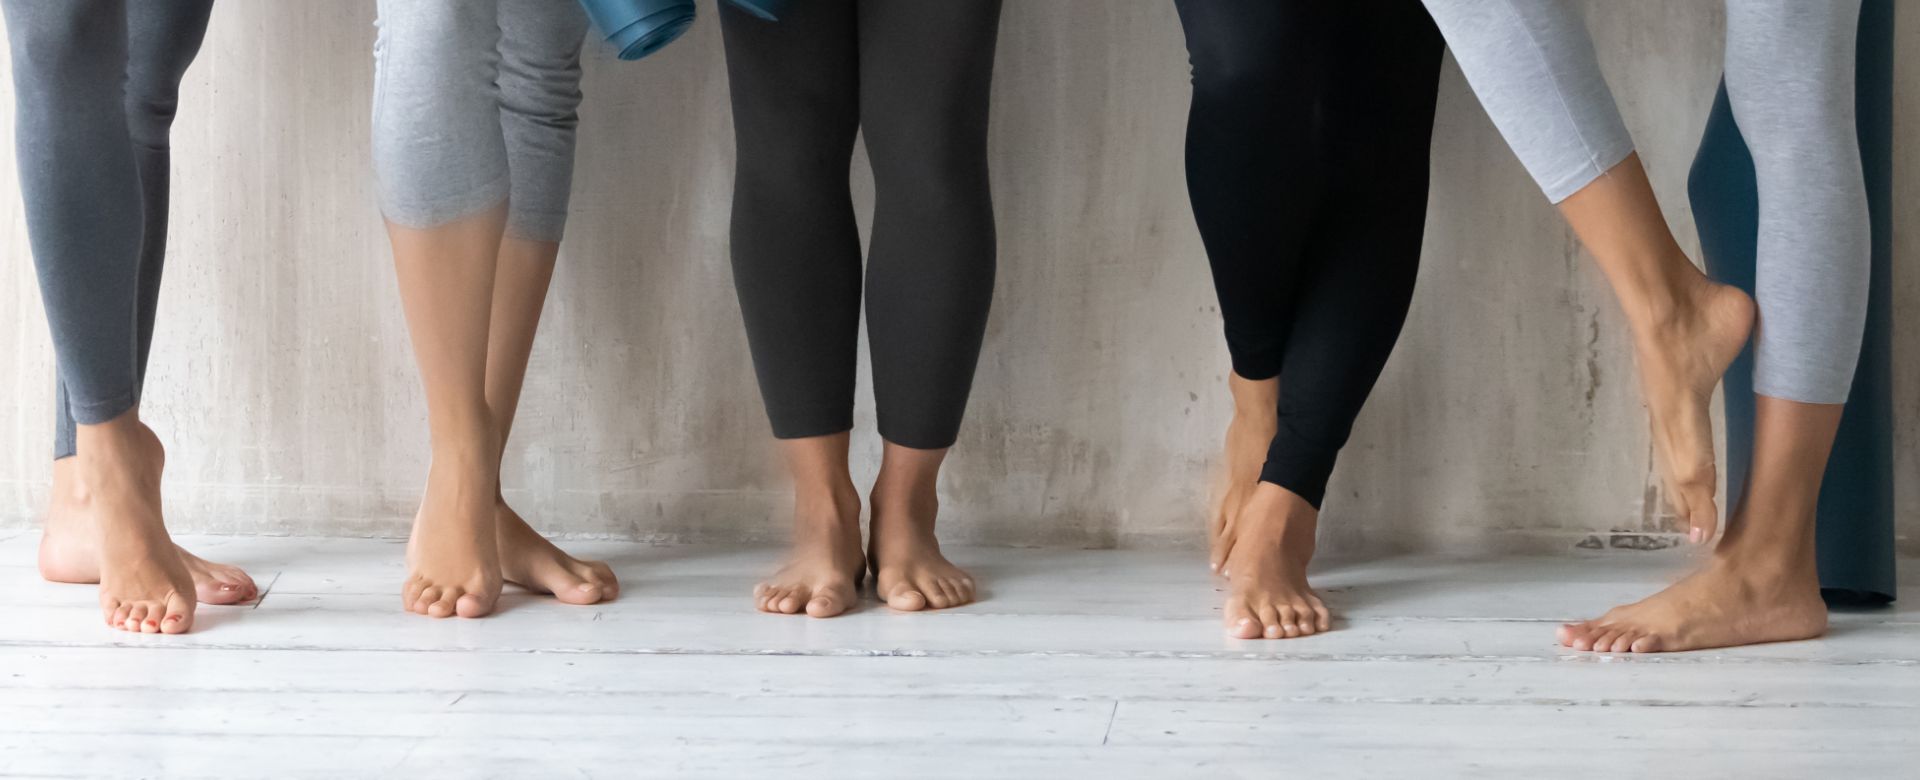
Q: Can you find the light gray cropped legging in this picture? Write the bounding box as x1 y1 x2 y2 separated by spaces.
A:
373 0 589 242
2 0 215 459
1422 0 1869 404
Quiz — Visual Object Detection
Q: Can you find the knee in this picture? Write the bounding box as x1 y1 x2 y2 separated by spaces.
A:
498 49 584 129
123 89 181 151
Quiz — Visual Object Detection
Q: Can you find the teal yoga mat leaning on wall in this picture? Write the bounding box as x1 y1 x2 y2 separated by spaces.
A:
1688 0 1896 605
579 0 789 60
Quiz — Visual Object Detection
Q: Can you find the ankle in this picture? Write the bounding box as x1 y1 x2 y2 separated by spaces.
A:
793 483 860 527
1707 543 1817 591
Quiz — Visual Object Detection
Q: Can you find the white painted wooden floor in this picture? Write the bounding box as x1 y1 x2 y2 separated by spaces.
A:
0 532 1913 779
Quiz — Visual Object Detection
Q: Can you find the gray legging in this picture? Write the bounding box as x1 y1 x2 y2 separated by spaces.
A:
372 0 590 242
2 0 216 458
1422 0 1869 404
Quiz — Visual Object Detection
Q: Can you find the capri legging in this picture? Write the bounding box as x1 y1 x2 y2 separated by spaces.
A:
720 0 1002 450
1175 0 1446 508
373 0 590 243
2 0 215 456
1421 0 1869 405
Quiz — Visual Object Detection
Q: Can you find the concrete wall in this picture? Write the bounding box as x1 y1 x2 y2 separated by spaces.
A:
1 1 1913 555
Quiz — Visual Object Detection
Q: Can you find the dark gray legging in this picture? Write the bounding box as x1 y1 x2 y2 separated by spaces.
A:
719 0 1001 450
1 0 213 459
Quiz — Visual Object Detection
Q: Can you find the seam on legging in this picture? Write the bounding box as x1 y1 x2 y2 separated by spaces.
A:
1500 0 1623 203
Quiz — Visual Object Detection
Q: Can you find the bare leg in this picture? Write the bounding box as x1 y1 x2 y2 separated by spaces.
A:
389 207 506 619
1211 373 1278 573
485 234 617 604
1557 155 1757 540
754 433 864 618
1560 395 1831 652
76 411 196 633
40 457 256 605
868 442 975 612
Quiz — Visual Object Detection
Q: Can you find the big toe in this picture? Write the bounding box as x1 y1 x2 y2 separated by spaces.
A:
1223 598 1263 639
805 588 850 618
161 594 194 634
195 571 257 605
545 567 607 606
886 586 929 612
455 590 495 618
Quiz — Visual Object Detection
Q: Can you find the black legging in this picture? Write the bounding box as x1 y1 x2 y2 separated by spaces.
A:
1175 0 1445 508
720 0 1001 451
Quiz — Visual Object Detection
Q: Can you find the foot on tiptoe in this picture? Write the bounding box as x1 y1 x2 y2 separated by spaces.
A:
1631 277 1754 542
497 500 618 605
1220 482 1330 640
755 485 864 618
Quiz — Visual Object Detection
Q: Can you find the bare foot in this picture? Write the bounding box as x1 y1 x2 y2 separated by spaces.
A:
39 458 256 605
869 481 975 612
1631 277 1754 541
1557 552 1826 654
755 485 864 618
79 417 197 634
496 500 617 605
1211 374 1277 574
1220 482 1330 640
403 447 502 619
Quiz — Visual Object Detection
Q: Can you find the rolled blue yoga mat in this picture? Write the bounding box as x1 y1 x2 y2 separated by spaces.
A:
1688 0 1896 605
578 0 788 61
578 0 696 61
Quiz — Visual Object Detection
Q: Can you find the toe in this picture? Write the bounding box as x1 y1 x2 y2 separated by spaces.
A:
547 564 603 605
1564 622 1598 651
126 604 150 633
1255 604 1282 640
1309 599 1332 633
1277 606 1302 638
588 562 619 600
455 590 494 618
161 593 193 634
804 590 847 618
1629 633 1664 653
413 586 442 615
1590 629 1623 653
426 589 457 618
553 580 604 606
1288 604 1317 637
924 580 953 610
109 601 132 629
944 578 974 608
1223 597 1262 639
777 587 806 614
887 586 928 612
